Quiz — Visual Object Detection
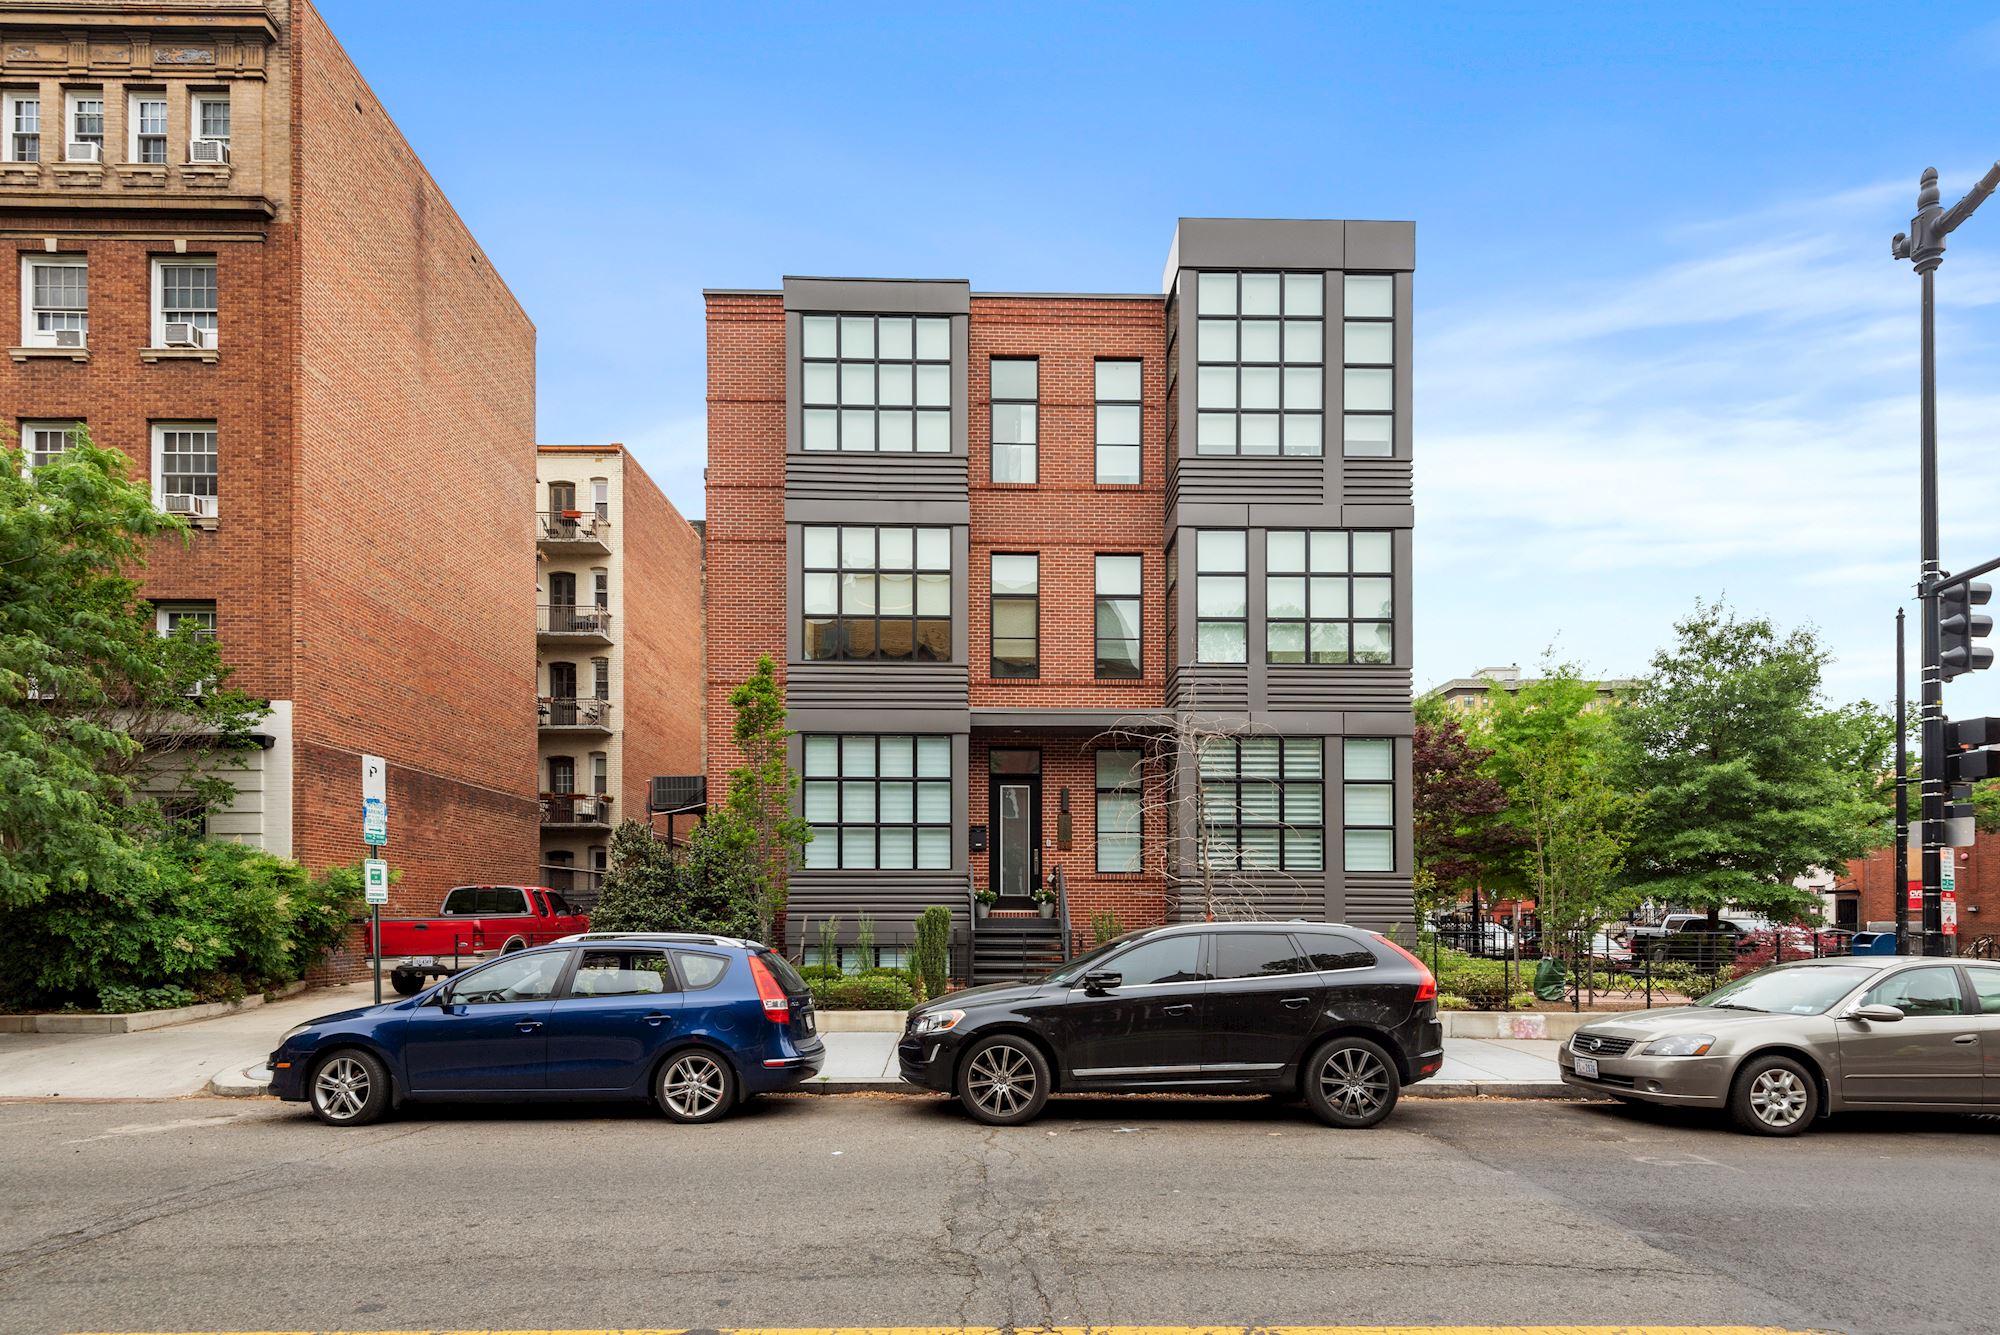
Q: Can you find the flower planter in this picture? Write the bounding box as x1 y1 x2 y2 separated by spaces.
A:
1037 903 1056 919
974 902 992 919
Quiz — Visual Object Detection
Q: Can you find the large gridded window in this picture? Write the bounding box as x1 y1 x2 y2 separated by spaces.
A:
801 313 951 453
4 92 38 162
990 553 1038 678
1199 737 1324 872
1265 530 1394 665
156 258 218 341
1095 554 1141 679
1343 275 1396 457
68 93 103 153
22 255 87 345
194 93 230 142
1343 738 1396 872
1194 270 1323 457
802 734 952 870
990 357 1037 483
19 421 77 471
130 94 167 164
1095 360 1142 484
802 524 951 662
1096 749 1143 873
152 423 218 511
1195 530 1247 663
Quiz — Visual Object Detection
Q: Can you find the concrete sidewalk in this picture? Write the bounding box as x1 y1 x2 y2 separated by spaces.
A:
1 983 1578 1101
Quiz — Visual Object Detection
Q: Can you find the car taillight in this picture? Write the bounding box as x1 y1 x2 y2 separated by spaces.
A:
1374 933 1438 1003
747 953 791 1025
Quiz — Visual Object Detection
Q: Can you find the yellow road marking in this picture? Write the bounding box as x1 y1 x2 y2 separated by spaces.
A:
66 1325 1831 1335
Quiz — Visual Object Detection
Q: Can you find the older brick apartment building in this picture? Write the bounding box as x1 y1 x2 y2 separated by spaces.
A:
1 0 539 914
707 219 1417 976
535 443 705 903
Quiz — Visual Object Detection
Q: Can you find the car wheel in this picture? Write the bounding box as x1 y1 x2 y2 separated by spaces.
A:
958 1035 1051 1126
389 969 423 997
1303 1036 1401 1129
656 1048 737 1124
309 1048 390 1127
1730 1054 1818 1136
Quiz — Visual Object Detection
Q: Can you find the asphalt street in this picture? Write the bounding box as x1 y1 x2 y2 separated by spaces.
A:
2 1091 1995 1335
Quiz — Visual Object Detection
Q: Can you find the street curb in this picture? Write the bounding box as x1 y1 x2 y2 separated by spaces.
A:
1 982 309 1035
207 1065 273 1098
792 1077 1593 1100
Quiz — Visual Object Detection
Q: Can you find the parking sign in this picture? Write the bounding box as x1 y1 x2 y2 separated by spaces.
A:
363 858 389 905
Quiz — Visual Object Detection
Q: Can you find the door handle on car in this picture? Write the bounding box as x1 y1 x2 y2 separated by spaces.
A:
1952 1034 1979 1045
1281 996 1311 1010
644 1012 673 1027
1162 1003 1194 1016
515 1020 542 1032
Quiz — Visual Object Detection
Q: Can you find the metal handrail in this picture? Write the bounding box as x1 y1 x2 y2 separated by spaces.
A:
1054 864 1072 961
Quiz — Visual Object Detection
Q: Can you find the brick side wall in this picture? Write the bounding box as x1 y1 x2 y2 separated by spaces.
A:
703 293 788 794
1843 837 1997 940
968 296 1168 708
618 453 706 823
289 2 538 901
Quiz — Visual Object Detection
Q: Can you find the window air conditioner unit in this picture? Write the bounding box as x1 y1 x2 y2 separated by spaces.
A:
54 329 84 348
189 138 230 164
163 321 204 348
164 494 210 517
574 798 600 820
66 141 101 163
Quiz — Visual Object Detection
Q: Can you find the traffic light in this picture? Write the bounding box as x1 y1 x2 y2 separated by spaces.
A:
1944 716 2000 784
1946 781 1979 848
1939 579 1994 680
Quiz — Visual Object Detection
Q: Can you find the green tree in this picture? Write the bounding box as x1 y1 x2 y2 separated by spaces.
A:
1613 600 1884 921
1975 779 2000 835
0 430 263 915
721 655 812 942
1411 712 1521 920
588 817 760 939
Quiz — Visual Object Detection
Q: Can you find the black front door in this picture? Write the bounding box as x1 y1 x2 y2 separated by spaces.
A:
989 767 1041 905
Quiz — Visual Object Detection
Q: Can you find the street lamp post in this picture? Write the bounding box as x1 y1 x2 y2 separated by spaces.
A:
1891 161 2000 957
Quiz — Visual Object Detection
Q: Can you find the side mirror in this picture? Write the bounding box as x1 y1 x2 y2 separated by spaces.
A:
1082 970 1123 994
1842 1003 1905 1023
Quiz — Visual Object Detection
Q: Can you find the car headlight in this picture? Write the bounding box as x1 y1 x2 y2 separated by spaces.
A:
1643 1033 1716 1057
912 1009 964 1036
278 1023 312 1046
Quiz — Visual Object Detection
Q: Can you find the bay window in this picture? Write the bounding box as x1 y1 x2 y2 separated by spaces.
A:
802 524 951 662
1199 736 1324 871
1194 270 1324 457
1343 274 1396 457
1343 738 1396 871
802 734 953 870
801 313 951 453
1194 530 1247 663
1265 530 1394 665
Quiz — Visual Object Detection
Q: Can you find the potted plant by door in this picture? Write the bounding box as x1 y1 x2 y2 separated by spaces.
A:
974 888 997 919
1032 883 1058 919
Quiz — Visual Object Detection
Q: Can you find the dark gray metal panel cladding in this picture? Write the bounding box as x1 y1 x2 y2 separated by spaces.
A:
782 277 971 314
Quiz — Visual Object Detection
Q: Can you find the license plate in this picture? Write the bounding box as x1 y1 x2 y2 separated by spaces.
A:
801 1010 816 1035
1574 1055 1599 1079
406 956 436 969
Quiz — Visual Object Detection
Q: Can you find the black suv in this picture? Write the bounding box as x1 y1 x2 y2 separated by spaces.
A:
898 921 1443 1128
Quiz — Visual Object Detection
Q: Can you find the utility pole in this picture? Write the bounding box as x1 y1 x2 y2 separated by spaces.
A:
1891 161 2000 957
1894 608 1908 953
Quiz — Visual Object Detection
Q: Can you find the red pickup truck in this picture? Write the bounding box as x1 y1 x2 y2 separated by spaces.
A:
364 885 589 995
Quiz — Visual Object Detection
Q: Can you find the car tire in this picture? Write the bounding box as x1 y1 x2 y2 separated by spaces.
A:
389 969 423 997
1303 1035 1401 1129
308 1048 391 1127
957 1034 1052 1126
1729 1054 1819 1136
655 1048 737 1124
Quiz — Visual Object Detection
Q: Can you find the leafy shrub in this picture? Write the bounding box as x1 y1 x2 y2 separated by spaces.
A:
810 973 916 1011
914 905 952 998
1089 909 1123 946
1437 993 1471 1011
589 818 760 939
96 983 195 1014
1431 950 1513 1010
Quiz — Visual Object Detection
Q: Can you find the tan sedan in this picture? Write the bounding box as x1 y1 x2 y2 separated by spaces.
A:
1559 956 2000 1135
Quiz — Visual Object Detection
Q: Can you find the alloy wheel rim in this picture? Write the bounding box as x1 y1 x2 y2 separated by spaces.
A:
313 1056 370 1121
967 1044 1036 1117
663 1054 726 1118
1749 1069 1808 1126
1318 1047 1389 1119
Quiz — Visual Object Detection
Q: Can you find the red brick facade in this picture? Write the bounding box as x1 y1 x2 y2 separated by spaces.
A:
2 2 538 941
1839 837 1998 945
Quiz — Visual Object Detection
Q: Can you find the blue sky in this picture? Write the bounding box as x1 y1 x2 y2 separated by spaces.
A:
329 1 2000 713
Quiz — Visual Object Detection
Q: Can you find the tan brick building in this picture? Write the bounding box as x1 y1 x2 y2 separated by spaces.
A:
534 444 705 903
1 0 538 923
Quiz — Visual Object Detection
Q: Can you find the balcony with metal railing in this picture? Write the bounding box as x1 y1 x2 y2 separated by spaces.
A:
540 792 614 829
538 696 615 735
536 508 613 555
537 604 614 645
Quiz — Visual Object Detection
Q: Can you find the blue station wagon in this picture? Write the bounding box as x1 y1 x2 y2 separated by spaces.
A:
268 933 823 1125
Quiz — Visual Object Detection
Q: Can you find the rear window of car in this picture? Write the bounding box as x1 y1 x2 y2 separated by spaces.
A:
440 887 481 916
484 887 529 915
1298 931 1377 972
757 950 808 994
674 951 731 990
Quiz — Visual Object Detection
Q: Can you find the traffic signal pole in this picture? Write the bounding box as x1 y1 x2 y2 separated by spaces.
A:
1892 162 2000 957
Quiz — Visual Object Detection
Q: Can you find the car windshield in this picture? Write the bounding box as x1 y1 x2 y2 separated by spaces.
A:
1043 931 1149 985
1696 964 1875 1016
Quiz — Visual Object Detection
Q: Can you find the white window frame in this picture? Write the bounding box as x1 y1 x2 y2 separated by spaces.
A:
150 254 219 348
2 89 39 163
20 252 87 348
18 419 79 472
154 602 217 637
150 420 219 516
190 91 230 147
127 91 167 165
65 90 104 158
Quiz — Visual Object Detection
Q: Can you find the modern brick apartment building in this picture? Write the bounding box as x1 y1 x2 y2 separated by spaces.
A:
1 0 538 914
535 443 705 903
706 218 1416 976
